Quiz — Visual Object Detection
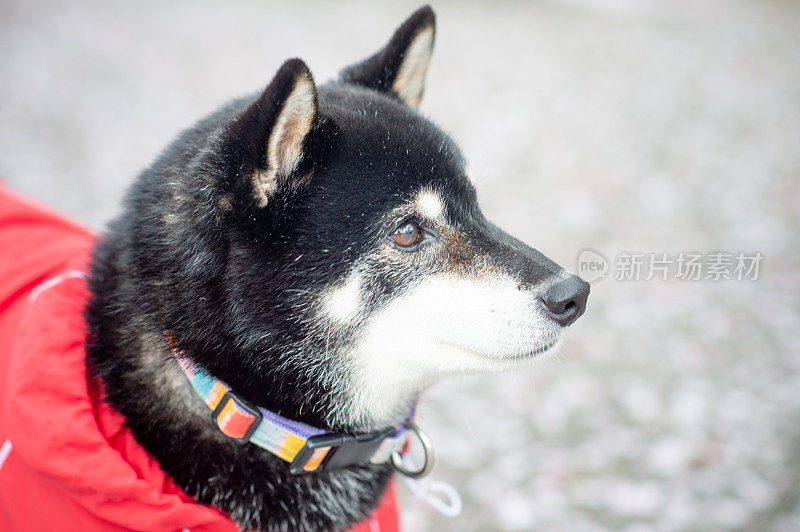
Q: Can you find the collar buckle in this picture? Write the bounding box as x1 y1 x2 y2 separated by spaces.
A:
210 391 263 442
290 426 397 475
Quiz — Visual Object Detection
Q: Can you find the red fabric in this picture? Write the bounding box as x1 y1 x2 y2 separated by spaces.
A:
0 184 399 532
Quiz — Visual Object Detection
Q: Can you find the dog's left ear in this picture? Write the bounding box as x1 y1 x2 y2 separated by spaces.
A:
339 6 436 108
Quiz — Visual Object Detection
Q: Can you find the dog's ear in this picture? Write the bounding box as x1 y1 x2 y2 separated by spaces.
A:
229 59 321 207
339 6 435 108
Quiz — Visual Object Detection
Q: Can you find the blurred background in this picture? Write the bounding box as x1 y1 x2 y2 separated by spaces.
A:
2 0 799 530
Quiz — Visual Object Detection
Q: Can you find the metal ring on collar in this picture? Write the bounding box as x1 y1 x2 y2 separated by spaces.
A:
391 419 435 479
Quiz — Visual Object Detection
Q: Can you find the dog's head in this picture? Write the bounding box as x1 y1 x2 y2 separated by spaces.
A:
148 6 588 428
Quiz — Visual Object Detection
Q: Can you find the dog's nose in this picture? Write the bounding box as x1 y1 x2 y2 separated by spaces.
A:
539 275 590 327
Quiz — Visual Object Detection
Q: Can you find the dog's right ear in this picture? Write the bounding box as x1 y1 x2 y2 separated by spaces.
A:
227 59 322 208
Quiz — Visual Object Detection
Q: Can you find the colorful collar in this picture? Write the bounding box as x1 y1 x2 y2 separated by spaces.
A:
165 333 417 475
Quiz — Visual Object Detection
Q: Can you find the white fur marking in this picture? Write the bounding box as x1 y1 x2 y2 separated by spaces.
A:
345 273 562 425
323 272 363 323
415 189 444 220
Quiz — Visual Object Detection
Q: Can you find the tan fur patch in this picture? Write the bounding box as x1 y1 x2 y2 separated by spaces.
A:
380 195 508 282
254 73 317 207
218 192 234 212
392 26 434 108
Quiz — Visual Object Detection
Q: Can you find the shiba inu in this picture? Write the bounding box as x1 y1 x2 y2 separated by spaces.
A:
83 5 589 531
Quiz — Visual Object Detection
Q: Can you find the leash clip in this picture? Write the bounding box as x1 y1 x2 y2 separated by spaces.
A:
391 419 434 479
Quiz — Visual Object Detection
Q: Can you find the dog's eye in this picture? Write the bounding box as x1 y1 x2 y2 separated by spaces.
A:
392 221 421 248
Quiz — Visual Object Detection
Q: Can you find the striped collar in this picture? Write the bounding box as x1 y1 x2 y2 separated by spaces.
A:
165 333 414 475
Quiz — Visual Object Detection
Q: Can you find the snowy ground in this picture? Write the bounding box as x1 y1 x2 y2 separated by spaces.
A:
2 1 799 530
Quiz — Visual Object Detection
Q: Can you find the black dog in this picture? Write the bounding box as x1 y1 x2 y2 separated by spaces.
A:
86 6 588 531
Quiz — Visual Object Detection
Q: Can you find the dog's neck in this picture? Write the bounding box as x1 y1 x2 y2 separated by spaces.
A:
138 324 418 436
162 328 420 435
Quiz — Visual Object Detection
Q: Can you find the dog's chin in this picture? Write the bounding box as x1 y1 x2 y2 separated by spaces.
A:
438 335 564 373
514 337 563 361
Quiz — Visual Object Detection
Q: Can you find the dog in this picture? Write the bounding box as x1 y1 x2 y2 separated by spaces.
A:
0 5 588 532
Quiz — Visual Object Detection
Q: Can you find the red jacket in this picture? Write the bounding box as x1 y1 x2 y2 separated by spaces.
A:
0 184 399 531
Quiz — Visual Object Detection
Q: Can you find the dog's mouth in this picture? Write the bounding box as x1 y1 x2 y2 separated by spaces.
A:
438 336 561 364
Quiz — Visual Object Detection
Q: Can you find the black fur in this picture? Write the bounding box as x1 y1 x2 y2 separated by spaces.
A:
86 6 582 531
87 8 440 531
